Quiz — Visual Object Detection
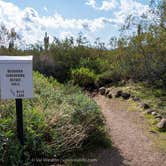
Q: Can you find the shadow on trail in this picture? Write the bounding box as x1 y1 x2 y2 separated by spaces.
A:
92 146 126 166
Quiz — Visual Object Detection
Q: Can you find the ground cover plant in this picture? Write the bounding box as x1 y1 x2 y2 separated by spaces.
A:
0 72 109 165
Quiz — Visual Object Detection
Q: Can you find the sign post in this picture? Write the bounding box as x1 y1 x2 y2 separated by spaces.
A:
16 98 25 164
0 56 33 163
16 99 24 146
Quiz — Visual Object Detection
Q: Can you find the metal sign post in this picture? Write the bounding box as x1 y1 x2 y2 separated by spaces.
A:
16 98 25 164
15 99 24 146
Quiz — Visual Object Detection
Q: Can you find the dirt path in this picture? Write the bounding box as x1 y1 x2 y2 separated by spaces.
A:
92 95 166 166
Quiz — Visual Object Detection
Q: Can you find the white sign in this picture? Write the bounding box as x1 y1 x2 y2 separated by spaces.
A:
0 56 33 99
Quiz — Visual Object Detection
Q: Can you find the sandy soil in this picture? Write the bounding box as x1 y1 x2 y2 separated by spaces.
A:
92 95 166 166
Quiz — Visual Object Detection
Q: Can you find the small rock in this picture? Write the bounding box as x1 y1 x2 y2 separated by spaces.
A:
107 92 113 99
154 114 162 119
157 118 166 130
156 118 161 122
145 109 155 114
132 97 141 102
115 90 123 98
99 87 106 95
121 92 131 100
151 111 158 116
140 103 150 109
105 89 110 96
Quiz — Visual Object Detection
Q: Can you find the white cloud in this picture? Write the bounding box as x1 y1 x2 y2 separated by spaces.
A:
0 0 44 45
119 0 149 15
99 0 117 11
38 13 109 32
114 0 149 25
0 0 109 45
43 6 48 12
85 0 149 14
86 0 150 25
85 0 96 8
0 0 151 46
59 31 74 40
86 0 117 11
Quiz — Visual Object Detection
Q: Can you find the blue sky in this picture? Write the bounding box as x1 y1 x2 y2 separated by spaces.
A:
0 0 150 46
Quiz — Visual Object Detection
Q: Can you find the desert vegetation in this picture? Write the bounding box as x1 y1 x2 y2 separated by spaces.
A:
0 72 110 165
0 0 166 165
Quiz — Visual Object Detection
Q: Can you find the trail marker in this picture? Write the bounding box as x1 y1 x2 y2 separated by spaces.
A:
0 56 33 99
0 55 33 163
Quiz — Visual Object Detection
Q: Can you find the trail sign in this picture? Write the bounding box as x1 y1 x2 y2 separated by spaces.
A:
0 55 33 164
0 56 33 99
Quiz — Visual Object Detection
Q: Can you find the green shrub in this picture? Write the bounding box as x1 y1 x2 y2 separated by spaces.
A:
95 70 122 87
95 71 113 87
71 67 96 88
0 72 108 165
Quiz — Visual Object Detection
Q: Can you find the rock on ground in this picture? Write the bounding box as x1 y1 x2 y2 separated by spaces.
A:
140 103 150 109
99 87 106 95
157 119 166 130
115 90 123 98
107 92 113 99
121 92 131 100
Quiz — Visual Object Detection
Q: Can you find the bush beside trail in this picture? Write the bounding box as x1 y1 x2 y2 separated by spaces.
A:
71 67 97 89
0 72 109 165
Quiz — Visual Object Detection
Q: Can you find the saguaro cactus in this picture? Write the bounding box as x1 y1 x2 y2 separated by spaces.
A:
44 32 49 51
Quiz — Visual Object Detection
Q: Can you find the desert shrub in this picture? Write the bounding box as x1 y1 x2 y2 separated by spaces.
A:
95 71 113 87
95 70 122 87
71 67 96 88
33 54 71 83
0 72 108 165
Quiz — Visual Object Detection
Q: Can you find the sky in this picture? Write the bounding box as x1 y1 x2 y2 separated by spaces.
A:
0 0 150 46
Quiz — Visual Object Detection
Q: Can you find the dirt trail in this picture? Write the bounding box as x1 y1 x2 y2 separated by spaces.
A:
92 95 166 166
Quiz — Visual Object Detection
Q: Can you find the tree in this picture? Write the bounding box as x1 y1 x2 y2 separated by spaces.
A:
0 25 9 48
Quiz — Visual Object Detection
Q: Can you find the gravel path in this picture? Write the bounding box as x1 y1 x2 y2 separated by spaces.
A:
93 95 166 166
